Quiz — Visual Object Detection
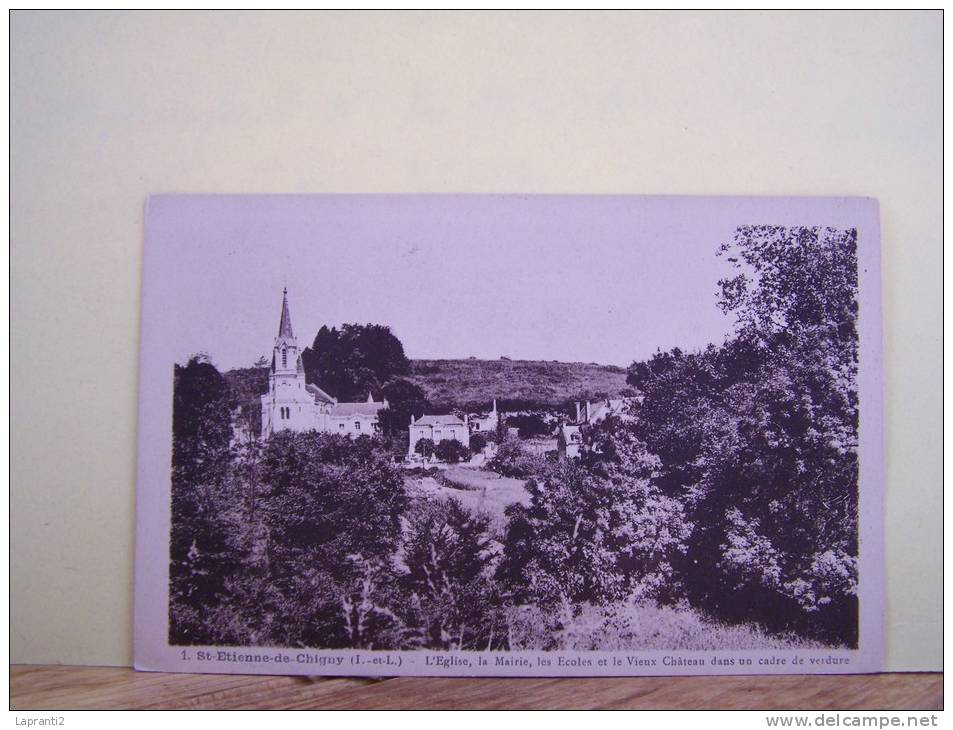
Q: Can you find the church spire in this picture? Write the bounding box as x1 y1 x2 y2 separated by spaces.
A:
277 287 294 339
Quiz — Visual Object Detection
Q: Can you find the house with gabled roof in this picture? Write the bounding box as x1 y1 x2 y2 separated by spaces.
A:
408 413 469 457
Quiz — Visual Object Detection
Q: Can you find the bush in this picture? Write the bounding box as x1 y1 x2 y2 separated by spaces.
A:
170 429 409 648
487 437 545 478
414 438 435 459
400 499 507 650
469 432 488 454
435 438 470 464
497 450 690 610
506 413 552 439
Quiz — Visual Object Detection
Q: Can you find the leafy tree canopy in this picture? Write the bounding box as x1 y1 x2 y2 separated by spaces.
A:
302 323 410 401
434 438 470 464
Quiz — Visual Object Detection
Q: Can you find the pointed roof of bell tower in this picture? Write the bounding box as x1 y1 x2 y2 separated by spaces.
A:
273 287 299 352
278 287 294 339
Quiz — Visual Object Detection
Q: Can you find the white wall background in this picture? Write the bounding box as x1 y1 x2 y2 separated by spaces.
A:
11 10 941 670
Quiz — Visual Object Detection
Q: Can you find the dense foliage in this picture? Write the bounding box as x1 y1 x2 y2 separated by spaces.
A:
434 439 470 464
505 413 553 439
301 323 410 401
625 226 860 644
469 432 487 454
486 436 546 478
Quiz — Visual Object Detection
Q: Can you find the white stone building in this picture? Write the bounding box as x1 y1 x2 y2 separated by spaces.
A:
557 398 635 459
556 423 584 459
260 289 388 439
408 414 469 457
574 398 631 425
470 399 500 433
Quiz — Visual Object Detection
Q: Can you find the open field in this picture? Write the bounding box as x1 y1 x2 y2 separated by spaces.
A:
406 466 530 529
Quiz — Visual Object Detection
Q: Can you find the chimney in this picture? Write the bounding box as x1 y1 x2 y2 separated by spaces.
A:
410 414 416 426
575 402 582 423
586 400 591 423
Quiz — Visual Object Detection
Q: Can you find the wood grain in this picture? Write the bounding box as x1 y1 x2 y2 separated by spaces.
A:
9 666 942 710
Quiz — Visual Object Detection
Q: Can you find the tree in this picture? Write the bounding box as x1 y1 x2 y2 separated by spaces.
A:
414 438 435 459
434 438 470 464
302 323 410 401
710 226 859 643
401 499 506 650
469 432 487 454
497 449 689 611
247 431 409 648
223 365 270 442
172 355 232 487
169 355 238 644
506 413 552 439
487 436 543 478
623 225 861 645
377 379 429 437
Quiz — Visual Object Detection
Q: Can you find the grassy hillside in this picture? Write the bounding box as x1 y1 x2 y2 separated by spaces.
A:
407 358 631 412
224 358 632 413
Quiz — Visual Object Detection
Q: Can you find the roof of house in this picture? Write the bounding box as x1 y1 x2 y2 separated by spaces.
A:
558 423 582 444
330 402 386 418
306 383 335 404
414 415 466 427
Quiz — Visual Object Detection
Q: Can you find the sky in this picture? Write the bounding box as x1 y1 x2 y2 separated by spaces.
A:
143 195 859 370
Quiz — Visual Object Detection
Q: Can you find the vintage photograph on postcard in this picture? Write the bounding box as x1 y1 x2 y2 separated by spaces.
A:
134 195 884 676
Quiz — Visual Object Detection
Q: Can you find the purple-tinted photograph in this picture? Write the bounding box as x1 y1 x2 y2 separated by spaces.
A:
135 195 883 676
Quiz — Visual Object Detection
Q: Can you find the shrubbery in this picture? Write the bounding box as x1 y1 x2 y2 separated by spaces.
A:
469 432 487 454
434 438 470 464
486 437 546 478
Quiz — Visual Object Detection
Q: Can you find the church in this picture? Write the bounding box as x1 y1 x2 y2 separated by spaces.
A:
260 289 388 439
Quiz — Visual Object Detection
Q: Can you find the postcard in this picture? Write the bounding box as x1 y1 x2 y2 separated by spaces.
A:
134 195 884 676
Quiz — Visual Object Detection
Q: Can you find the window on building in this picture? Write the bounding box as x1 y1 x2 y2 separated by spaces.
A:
339 423 345 430
450 430 456 439
354 421 361 430
435 430 442 438
282 348 287 368
473 423 481 431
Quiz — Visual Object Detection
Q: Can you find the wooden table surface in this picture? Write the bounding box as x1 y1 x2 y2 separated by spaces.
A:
9 665 943 710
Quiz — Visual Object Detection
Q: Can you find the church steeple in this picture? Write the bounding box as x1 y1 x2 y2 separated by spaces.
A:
277 286 295 341
263 287 311 437
271 288 300 375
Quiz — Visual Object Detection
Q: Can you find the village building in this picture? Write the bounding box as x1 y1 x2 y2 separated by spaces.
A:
408 414 469 457
556 424 584 459
470 399 500 433
575 398 631 425
557 398 634 459
260 289 388 439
